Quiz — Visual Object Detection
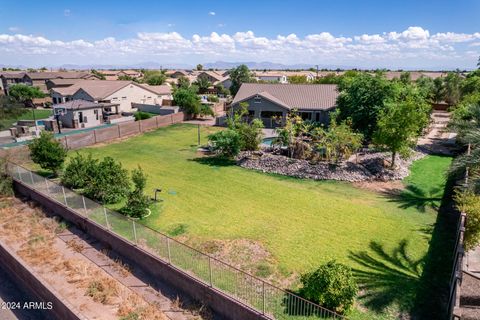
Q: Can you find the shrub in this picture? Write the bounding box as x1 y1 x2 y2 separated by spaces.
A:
456 191 480 251
199 104 214 117
299 260 358 314
134 111 152 121
29 131 67 175
0 158 13 196
207 95 219 102
61 153 98 189
121 166 151 219
173 87 201 116
227 104 264 151
83 157 130 204
208 129 241 158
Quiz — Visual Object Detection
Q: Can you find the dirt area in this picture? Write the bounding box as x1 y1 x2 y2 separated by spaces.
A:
352 180 404 194
0 196 206 320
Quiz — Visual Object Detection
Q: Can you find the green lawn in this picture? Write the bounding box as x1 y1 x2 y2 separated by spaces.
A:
0 109 52 130
74 124 452 319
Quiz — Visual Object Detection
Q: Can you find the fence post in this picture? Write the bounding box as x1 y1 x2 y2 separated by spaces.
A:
16 166 21 181
93 129 97 144
82 196 87 216
155 116 159 128
62 186 68 206
208 256 213 287
167 237 171 264
103 207 110 230
132 220 138 244
117 124 121 138
29 170 34 185
262 281 266 315
44 178 50 195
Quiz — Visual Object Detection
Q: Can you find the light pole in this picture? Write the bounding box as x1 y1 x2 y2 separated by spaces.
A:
197 124 201 145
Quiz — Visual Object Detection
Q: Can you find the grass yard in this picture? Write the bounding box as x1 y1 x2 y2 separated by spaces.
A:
74 124 453 319
0 108 52 130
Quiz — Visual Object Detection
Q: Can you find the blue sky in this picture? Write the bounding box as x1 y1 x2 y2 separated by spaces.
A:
0 0 479 69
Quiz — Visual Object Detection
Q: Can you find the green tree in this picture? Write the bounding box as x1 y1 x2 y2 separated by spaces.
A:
444 72 462 105
399 71 411 84
0 158 13 196
287 75 308 84
461 76 480 97
229 64 254 96
83 157 130 204
61 153 98 189
194 77 211 94
9 84 45 105
122 166 151 218
299 260 358 314
196 64 203 71
28 131 67 175
173 87 202 117
336 73 397 141
208 129 241 158
415 76 435 101
227 103 264 151
373 87 431 168
91 69 106 80
432 77 446 103
456 191 480 251
118 75 134 81
143 70 166 85
177 76 190 89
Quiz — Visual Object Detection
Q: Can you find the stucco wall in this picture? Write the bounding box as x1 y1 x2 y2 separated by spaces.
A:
105 84 163 113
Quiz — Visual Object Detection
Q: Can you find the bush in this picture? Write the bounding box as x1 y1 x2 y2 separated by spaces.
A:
0 158 13 196
29 131 67 175
456 191 480 251
199 104 214 117
61 153 98 189
208 129 241 158
121 166 151 219
134 111 152 121
83 157 130 204
207 95 219 102
227 104 264 151
299 260 358 314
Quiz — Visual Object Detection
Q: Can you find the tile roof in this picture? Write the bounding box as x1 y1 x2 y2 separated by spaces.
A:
53 99 118 111
232 83 339 111
52 80 132 99
137 84 172 95
26 71 94 80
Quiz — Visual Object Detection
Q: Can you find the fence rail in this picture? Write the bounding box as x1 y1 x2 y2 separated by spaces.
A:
7 162 344 320
447 144 471 320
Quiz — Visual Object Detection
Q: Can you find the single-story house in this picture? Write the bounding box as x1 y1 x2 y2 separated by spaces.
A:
196 71 232 89
254 72 288 84
52 100 120 129
97 70 143 80
231 83 339 128
51 80 172 113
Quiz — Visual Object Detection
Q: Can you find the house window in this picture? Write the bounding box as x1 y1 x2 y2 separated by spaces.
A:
94 109 99 120
300 112 312 120
53 97 58 104
122 97 127 100
112 97 118 100
78 112 83 123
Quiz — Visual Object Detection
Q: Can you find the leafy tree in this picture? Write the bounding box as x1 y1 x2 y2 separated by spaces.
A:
91 69 106 80
9 84 45 105
229 64 254 96
208 129 241 158
415 76 435 101
173 87 202 117
194 76 211 94
456 191 480 251
444 72 462 105
122 166 151 219
287 75 308 84
199 104 215 117
207 94 219 102
83 157 130 204
61 153 98 189
29 131 67 175
177 76 190 89
196 64 203 71
461 76 480 97
0 158 13 196
313 117 363 163
373 87 431 168
312 73 344 85
336 73 397 141
227 103 264 151
143 70 166 85
299 260 358 314
118 75 134 81
399 71 411 84
432 77 446 103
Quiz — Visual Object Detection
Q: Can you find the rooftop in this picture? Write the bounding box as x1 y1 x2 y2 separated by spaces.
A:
232 83 339 110
53 99 118 111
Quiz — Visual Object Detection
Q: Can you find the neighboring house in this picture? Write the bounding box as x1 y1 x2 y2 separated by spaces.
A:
24 72 98 93
383 71 448 81
196 71 232 89
51 80 170 113
254 72 288 84
98 70 143 80
46 78 83 91
52 100 119 129
166 70 191 78
284 71 317 82
231 83 339 128
0 72 29 95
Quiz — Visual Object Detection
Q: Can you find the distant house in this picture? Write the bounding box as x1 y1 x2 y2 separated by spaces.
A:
166 70 191 78
97 70 143 80
254 72 288 84
196 71 232 89
52 100 119 129
0 71 29 94
231 83 339 127
51 80 172 113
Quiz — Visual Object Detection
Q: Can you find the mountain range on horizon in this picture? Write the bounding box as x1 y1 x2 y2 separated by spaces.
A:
0 61 465 72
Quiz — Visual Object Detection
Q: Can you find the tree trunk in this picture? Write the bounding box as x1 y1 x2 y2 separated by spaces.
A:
391 151 396 169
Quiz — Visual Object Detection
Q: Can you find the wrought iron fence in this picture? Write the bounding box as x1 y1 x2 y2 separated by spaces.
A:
7 162 344 320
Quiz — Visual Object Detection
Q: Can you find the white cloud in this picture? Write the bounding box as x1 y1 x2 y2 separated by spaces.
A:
208 11 216 16
0 26 478 68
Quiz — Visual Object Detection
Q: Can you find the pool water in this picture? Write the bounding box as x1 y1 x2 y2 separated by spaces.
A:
262 137 276 146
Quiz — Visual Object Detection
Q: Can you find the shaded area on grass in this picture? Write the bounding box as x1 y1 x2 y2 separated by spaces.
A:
190 156 236 167
349 158 458 319
384 184 443 213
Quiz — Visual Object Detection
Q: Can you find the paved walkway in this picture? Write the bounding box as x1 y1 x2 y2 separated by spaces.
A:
417 110 457 155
